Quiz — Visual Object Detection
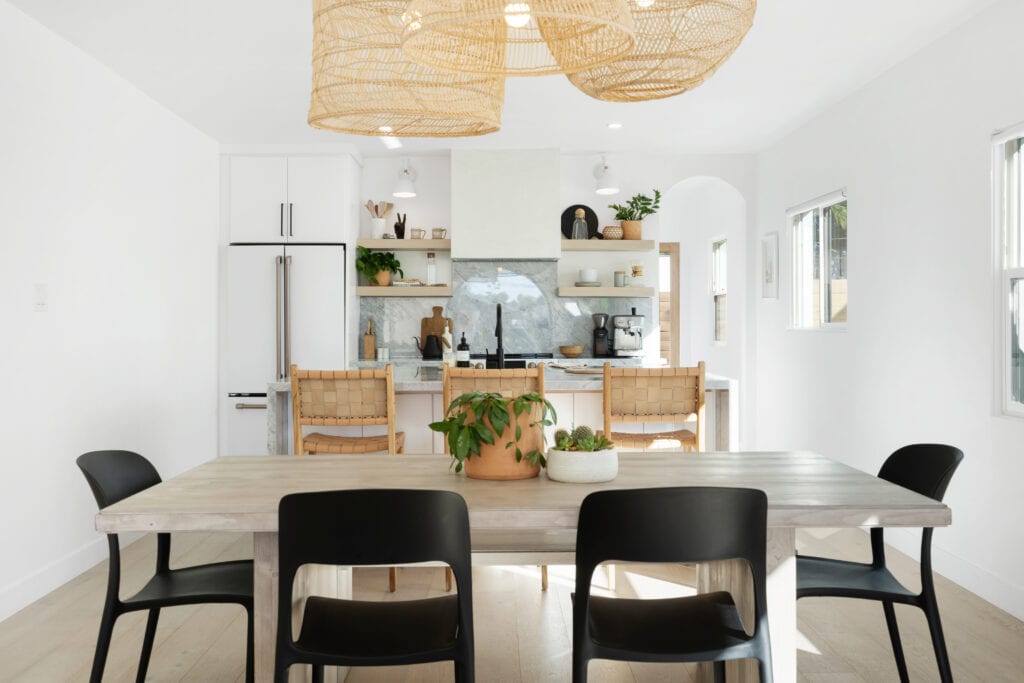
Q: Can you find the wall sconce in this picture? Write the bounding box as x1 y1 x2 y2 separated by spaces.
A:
393 158 418 198
593 155 619 196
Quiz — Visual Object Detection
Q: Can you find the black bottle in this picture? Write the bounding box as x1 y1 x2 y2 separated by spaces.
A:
456 333 471 367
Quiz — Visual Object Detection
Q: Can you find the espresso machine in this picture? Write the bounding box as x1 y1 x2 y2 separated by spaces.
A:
610 307 644 357
592 313 610 357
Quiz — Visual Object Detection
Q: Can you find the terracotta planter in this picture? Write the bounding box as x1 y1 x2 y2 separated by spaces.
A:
621 220 642 240
462 406 542 481
371 269 392 286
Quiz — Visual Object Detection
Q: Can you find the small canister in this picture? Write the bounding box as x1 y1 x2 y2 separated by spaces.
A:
614 271 626 287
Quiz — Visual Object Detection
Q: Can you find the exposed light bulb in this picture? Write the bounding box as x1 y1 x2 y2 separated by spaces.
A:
635 0 655 7
504 3 531 28
378 125 393 133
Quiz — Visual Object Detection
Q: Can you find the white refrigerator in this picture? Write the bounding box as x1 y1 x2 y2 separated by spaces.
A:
222 244 347 455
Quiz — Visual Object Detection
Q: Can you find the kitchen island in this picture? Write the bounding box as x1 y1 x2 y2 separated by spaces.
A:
266 360 737 455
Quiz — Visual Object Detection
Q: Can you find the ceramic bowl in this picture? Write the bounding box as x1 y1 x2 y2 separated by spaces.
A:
559 344 584 358
546 448 618 483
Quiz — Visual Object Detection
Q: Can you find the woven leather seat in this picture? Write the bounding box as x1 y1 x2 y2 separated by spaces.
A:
602 362 705 453
302 431 406 455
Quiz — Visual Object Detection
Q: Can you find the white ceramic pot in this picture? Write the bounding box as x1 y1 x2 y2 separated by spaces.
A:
546 448 618 483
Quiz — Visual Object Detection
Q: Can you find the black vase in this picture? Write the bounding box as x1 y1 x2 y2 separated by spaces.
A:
395 223 405 239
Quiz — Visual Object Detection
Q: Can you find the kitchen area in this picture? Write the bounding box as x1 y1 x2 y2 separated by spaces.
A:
221 148 739 457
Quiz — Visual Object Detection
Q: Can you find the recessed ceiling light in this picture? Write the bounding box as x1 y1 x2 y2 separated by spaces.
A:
378 125 393 133
607 122 623 130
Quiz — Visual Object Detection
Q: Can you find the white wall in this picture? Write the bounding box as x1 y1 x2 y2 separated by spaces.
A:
754 0 1024 619
0 0 220 620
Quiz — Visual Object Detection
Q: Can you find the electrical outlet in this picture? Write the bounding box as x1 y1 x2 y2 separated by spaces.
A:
33 283 48 312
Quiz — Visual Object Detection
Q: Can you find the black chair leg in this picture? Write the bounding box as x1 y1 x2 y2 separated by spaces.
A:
922 595 954 683
455 658 474 683
136 608 161 683
713 659 726 682
572 652 588 683
89 601 119 683
882 601 910 683
758 657 773 683
311 663 325 683
244 608 255 683
274 662 289 683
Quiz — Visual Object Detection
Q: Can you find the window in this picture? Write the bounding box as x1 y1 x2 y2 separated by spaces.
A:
997 126 1024 415
790 191 848 329
711 239 727 342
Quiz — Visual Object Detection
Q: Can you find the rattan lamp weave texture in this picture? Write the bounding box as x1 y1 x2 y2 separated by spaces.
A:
309 0 505 137
568 0 756 102
400 0 636 77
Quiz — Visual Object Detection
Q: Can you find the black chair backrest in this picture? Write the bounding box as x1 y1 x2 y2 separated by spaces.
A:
278 489 471 571
77 450 162 509
877 444 964 502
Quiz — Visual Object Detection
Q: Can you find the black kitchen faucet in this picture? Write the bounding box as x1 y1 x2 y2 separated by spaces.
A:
494 303 505 369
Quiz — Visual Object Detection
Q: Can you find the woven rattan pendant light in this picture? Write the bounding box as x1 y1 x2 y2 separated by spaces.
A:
568 0 756 102
400 0 636 77
309 0 505 137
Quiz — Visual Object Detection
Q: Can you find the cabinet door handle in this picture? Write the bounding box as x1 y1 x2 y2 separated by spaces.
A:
288 203 294 237
235 403 267 410
279 202 284 237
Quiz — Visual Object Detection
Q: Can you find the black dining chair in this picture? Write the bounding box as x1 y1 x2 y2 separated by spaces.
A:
797 443 964 683
275 489 475 683
76 450 254 683
573 486 773 683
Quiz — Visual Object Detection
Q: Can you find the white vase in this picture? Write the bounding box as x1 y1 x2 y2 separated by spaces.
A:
546 448 618 483
371 217 386 238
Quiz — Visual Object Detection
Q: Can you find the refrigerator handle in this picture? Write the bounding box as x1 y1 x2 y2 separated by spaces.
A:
288 203 294 237
284 254 292 376
275 255 284 380
279 203 284 238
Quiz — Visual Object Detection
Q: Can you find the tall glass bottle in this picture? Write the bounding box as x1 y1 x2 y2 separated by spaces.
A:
571 208 588 240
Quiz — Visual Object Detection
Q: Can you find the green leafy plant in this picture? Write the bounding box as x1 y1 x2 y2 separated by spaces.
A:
356 246 404 284
553 425 615 452
429 391 557 472
609 189 662 221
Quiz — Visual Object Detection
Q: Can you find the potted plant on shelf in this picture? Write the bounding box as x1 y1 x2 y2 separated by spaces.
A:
609 189 661 240
429 391 557 480
545 425 618 483
356 246 404 286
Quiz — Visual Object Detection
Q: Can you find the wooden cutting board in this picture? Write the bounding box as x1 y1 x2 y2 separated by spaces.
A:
421 306 454 348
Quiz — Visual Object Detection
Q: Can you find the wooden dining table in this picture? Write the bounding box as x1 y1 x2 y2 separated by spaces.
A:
95 451 951 683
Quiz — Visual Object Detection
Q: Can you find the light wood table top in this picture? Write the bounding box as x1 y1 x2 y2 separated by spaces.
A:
96 451 950 534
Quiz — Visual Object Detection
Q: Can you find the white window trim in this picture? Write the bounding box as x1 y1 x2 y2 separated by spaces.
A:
787 189 848 331
994 121 1024 417
710 237 727 344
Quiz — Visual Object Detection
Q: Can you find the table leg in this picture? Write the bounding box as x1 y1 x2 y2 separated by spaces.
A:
253 533 353 683
696 527 797 682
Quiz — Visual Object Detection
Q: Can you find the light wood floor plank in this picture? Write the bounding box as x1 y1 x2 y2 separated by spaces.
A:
1 528 1022 682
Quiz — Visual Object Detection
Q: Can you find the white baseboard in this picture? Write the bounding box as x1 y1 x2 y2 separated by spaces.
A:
0 533 138 623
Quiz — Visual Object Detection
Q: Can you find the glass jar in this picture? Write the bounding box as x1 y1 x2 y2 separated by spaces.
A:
425 251 437 285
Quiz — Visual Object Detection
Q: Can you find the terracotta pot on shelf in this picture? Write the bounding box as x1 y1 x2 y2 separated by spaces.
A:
621 220 642 240
462 406 542 481
371 270 393 286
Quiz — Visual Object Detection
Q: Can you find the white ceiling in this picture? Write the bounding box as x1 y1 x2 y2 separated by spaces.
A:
11 0 997 156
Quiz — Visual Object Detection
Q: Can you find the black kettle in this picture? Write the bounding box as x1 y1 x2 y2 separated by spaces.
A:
414 335 443 360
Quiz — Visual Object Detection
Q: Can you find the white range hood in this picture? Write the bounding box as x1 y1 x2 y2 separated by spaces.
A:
450 149 561 260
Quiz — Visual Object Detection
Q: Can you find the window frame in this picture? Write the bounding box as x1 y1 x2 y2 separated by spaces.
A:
787 189 848 331
711 238 727 343
995 122 1024 417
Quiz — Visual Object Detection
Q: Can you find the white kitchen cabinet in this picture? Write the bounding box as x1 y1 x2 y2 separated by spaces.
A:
396 393 435 453
228 155 358 244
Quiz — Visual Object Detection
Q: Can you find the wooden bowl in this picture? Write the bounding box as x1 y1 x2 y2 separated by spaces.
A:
559 344 584 358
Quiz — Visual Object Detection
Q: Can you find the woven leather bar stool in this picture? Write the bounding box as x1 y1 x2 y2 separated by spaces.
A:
602 361 705 452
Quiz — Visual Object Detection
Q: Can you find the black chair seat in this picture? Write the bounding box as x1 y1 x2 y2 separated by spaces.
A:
127 559 254 608
797 555 916 602
297 594 459 658
589 591 752 657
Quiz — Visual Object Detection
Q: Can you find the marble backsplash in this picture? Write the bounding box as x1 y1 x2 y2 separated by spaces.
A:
359 261 653 359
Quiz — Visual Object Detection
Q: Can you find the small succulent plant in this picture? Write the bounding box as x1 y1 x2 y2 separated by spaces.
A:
554 425 614 452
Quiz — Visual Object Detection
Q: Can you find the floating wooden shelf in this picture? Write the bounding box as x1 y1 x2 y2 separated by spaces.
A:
357 239 451 251
557 286 655 298
357 286 453 297
560 239 656 252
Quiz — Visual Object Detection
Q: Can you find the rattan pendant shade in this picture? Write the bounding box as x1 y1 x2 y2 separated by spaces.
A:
400 0 636 77
568 0 756 102
309 0 505 137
